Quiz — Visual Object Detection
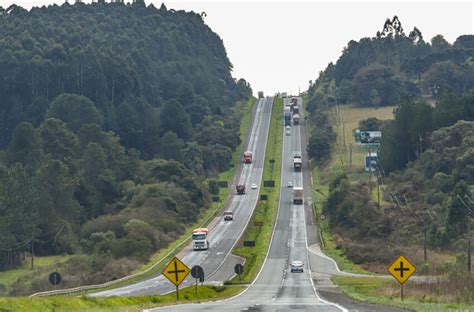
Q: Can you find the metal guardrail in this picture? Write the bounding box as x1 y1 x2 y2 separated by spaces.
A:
30 203 222 298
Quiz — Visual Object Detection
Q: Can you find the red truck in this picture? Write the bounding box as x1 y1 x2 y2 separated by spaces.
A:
243 151 253 164
236 184 246 195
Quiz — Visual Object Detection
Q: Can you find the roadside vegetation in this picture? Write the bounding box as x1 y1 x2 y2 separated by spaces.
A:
0 97 255 298
0 285 245 311
306 16 473 307
228 97 283 283
0 3 253 296
333 275 473 312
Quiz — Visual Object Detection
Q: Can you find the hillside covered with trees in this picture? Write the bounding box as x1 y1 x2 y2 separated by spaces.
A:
306 16 474 286
0 2 251 294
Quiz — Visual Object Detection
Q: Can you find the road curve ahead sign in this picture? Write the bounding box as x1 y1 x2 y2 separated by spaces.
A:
162 256 191 286
387 255 416 285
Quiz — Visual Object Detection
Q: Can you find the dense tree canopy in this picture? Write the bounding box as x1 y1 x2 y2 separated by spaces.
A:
307 16 474 108
0 2 252 289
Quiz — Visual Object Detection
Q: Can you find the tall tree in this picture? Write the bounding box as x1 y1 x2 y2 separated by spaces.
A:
47 93 103 133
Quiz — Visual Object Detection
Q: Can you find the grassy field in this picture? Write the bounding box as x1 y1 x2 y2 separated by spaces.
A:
329 104 395 176
333 276 473 312
0 285 245 311
0 255 73 295
231 97 283 283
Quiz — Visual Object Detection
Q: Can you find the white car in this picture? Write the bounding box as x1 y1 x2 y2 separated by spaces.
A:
251 183 258 189
287 181 293 188
290 260 304 273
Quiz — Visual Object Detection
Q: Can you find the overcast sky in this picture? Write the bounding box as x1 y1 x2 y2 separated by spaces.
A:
1 0 473 95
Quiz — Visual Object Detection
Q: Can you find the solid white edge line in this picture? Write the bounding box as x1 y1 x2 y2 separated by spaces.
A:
298 98 348 312
145 97 275 311
203 97 264 279
204 96 270 280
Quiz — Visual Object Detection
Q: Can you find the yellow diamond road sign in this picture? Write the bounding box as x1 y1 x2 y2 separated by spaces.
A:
388 255 416 285
162 257 191 286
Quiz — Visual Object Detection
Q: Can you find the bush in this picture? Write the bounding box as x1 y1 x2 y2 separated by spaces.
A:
211 285 226 293
91 258 140 283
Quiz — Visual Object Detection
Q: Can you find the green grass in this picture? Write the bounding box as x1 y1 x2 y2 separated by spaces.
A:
332 276 473 312
335 104 394 172
230 97 283 283
0 285 245 311
0 255 73 295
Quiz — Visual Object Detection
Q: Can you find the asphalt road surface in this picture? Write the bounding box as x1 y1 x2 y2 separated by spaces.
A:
147 97 407 312
148 98 343 311
90 97 273 297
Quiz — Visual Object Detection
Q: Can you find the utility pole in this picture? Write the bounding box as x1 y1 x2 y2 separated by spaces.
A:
349 144 352 171
377 176 381 210
403 195 428 262
456 194 472 272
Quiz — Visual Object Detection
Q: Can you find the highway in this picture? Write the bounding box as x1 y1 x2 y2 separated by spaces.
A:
149 97 346 311
90 97 274 297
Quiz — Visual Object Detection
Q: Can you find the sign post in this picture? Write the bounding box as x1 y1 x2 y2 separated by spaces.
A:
234 263 244 281
387 255 416 301
191 265 204 296
162 257 191 300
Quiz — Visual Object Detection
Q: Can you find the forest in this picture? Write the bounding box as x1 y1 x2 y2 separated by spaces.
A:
0 1 251 293
306 16 474 273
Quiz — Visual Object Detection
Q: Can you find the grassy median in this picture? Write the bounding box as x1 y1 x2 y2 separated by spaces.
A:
230 97 283 283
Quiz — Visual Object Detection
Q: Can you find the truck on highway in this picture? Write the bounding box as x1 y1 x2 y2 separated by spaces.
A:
293 156 302 171
284 112 291 126
236 184 246 195
293 114 300 125
192 228 209 250
258 91 264 98
223 211 234 221
292 187 303 204
243 151 253 164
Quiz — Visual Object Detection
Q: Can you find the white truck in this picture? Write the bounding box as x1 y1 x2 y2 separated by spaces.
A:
293 113 300 125
192 228 209 250
292 187 303 204
293 156 302 171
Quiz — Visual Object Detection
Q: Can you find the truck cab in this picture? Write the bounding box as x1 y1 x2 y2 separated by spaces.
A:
192 228 209 251
293 113 300 125
223 211 234 221
292 187 303 204
236 184 246 195
293 157 302 171
243 151 253 164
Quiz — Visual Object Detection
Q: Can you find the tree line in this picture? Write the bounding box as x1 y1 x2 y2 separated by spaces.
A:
0 1 251 290
308 16 474 109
